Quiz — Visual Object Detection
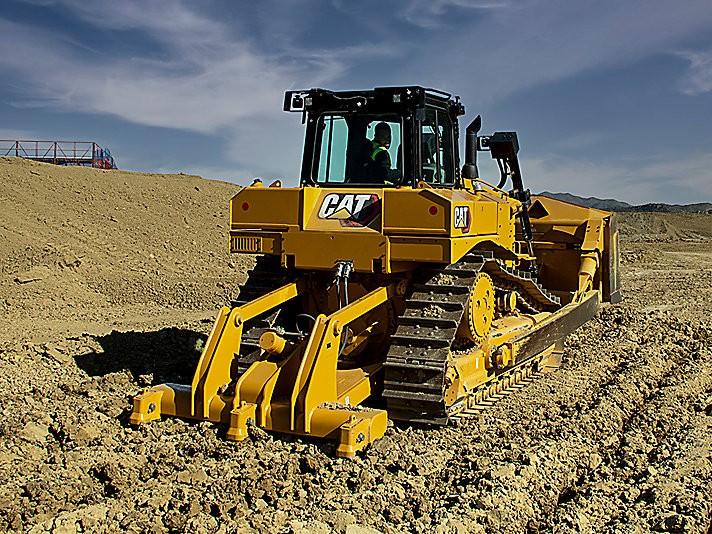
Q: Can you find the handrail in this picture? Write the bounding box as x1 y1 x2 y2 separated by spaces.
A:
0 140 117 169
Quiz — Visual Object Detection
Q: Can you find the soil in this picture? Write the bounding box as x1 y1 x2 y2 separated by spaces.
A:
0 156 711 534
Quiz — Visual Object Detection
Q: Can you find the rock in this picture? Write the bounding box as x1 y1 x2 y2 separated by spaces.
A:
491 464 515 479
21 421 49 443
189 499 202 517
44 344 72 364
76 505 109 531
435 518 472 534
162 510 186 530
289 520 331 534
623 487 640 502
247 422 271 442
300 454 327 474
663 514 686 533
331 511 356 532
665 514 687 533
184 513 218 534
588 452 603 470
69 424 101 444
385 505 404 521
15 265 52 283
52 517 78 534
176 468 209 484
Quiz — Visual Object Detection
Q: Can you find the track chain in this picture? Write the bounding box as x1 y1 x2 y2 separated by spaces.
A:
382 252 562 424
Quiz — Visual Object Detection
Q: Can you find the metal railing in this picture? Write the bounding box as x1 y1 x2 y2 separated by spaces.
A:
0 140 117 169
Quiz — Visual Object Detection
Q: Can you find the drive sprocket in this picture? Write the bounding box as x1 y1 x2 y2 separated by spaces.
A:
456 272 495 342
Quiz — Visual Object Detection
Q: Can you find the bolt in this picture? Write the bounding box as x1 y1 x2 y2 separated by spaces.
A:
148 403 156 414
356 433 365 443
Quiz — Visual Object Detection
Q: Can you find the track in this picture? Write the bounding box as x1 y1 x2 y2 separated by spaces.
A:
382 251 564 424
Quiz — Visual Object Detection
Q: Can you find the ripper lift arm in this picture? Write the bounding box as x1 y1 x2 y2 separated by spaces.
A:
131 277 396 456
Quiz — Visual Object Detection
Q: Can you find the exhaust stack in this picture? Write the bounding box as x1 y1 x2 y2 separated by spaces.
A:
461 115 481 180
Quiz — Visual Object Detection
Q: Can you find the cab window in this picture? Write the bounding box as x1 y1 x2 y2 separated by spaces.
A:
316 116 348 183
421 108 454 185
313 114 402 185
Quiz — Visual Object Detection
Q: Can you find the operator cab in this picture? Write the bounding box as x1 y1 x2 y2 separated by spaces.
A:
284 87 465 188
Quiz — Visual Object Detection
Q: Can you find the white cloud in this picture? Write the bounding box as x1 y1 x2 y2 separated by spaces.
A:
676 49 712 95
3 0 712 203
0 2 376 134
394 0 712 105
397 0 508 28
5 0 712 129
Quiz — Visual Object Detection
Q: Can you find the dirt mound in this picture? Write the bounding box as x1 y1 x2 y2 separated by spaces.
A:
0 157 252 343
0 157 710 533
617 212 712 242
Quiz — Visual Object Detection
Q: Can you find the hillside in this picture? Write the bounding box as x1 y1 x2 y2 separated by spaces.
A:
0 156 251 342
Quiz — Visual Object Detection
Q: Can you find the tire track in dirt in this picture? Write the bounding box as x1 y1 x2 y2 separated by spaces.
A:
552 322 712 533
409 309 711 533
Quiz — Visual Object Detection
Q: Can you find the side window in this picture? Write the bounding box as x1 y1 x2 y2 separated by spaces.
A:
421 108 454 185
316 116 348 183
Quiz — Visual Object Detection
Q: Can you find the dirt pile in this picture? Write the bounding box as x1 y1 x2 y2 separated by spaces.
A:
0 157 710 533
0 156 252 344
616 212 712 242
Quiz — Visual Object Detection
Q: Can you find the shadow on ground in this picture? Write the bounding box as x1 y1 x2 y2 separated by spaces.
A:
75 328 208 385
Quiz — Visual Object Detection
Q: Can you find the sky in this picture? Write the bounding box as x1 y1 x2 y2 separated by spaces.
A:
1 0 711 205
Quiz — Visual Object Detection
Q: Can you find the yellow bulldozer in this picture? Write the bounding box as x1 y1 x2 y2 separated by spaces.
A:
131 87 621 456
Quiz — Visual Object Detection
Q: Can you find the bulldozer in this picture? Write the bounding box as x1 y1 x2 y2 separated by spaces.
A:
130 86 621 456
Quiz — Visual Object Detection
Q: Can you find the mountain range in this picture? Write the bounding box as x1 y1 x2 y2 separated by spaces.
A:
538 191 712 214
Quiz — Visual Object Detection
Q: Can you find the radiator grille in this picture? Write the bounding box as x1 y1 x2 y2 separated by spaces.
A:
230 236 262 253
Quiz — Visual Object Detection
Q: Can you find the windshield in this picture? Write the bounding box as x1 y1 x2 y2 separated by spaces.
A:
313 114 402 185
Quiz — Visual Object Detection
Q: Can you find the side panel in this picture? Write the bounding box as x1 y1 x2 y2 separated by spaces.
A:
382 188 448 235
231 187 301 229
603 213 622 303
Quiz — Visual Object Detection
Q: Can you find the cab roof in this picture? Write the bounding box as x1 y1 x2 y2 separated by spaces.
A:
284 86 465 116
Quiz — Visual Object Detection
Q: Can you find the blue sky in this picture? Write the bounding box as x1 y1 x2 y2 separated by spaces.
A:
1 0 711 204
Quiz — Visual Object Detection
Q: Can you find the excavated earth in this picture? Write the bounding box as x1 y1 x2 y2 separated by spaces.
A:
0 156 710 534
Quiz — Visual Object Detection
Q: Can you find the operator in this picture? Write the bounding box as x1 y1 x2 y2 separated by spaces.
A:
367 122 400 184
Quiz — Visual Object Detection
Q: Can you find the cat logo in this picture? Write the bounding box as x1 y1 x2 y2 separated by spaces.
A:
317 193 380 227
454 205 471 233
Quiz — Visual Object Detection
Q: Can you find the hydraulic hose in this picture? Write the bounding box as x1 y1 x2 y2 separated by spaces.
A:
296 313 316 337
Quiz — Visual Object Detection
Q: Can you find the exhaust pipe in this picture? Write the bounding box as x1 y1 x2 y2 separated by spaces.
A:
461 115 481 180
